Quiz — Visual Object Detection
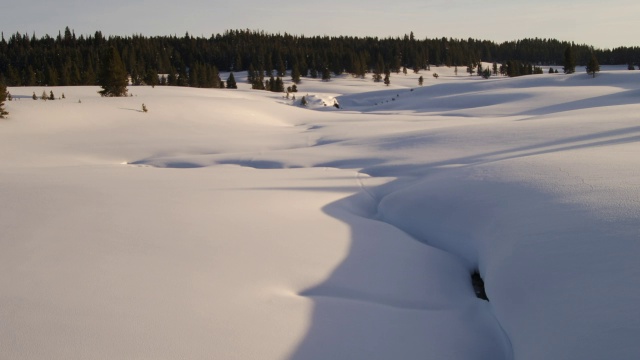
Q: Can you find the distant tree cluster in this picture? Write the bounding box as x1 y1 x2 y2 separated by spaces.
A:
499 60 544 77
0 28 638 89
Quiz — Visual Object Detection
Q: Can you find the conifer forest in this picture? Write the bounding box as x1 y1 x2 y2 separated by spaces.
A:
1 27 639 88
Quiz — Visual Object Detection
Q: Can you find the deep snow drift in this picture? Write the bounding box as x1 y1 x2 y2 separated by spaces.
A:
1 67 639 359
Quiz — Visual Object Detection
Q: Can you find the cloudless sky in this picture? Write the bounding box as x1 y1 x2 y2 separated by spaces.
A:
0 0 637 49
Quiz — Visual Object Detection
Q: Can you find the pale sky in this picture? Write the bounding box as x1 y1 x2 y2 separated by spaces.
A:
0 0 636 49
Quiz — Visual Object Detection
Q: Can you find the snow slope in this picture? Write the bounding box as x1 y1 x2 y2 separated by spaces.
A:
1 68 639 359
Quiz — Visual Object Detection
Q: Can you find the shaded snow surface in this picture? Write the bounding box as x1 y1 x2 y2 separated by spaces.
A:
1 67 639 359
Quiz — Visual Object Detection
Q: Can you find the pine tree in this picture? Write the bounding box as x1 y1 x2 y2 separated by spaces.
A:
49 90 55 100
291 64 301 84
321 68 331 82
418 76 423 86
383 72 390 86
300 96 308 106
32 92 37 100
0 81 8 118
41 90 47 100
226 72 237 89
563 46 576 74
274 77 284 92
586 53 600 78
98 46 128 97
142 103 148 112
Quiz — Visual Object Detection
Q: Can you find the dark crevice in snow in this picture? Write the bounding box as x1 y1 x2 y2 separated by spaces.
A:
471 270 489 301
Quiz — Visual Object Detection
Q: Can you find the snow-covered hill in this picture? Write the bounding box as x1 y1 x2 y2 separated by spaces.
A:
1 68 639 359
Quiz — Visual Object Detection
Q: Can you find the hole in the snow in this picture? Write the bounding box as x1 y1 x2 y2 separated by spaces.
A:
471 270 489 301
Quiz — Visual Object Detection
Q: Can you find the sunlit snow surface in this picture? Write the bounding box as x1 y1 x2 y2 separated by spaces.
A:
1 67 639 359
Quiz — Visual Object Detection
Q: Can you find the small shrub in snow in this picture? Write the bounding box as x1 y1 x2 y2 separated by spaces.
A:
142 103 148 113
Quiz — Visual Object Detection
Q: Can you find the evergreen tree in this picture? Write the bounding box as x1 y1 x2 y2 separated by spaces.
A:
563 46 576 74
0 81 8 118
321 68 331 81
628 63 635 70
226 72 237 89
41 90 47 100
549 67 555 74
291 63 301 84
167 70 177 86
586 53 600 78
247 64 257 84
211 66 223 88
144 69 159 86
98 46 128 97
300 96 307 106
383 71 390 86
32 92 37 100
418 75 423 86
266 75 275 91
274 77 284 92
49 90 55 100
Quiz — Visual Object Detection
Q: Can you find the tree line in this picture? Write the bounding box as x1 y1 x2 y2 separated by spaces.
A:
1 28 638 87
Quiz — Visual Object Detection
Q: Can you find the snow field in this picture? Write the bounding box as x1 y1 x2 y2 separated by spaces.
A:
1 68 639 359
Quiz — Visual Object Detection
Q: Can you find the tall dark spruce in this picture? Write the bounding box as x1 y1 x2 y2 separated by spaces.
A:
563 46 576 74
98 46 128 97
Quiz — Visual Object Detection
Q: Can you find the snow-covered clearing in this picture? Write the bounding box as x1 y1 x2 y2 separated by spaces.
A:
1 66 639 359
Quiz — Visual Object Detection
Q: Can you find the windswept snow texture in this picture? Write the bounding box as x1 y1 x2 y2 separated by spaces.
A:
1 67 640 360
